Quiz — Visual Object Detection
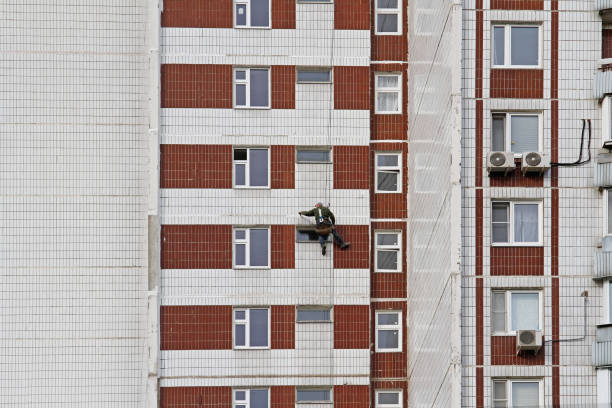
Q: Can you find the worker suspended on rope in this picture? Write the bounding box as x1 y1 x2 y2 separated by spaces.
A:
299 202 350 256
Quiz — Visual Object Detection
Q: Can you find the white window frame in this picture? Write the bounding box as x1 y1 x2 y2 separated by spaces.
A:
232 147 270 189
295 388 333 403
490 201 543 246
375 0 402 35
375 389 403 408
605 189 612 237
296 306 332 323
491 290 543 336
603 96 612 144
233 67 271 109
295 147 332 164
233 227 271 269
490 112 543 156
492 379 544 407
492 24 542 68
375 152 402 193
233 308 271 349
375 73 402 114
374 230 402 273
233 0 271 29
375 310 402 352
296 67 332 84
604 280 612 325
233 388 270 408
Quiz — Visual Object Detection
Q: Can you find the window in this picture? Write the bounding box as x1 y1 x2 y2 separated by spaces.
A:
491 113 541 154
234 0 270 28
233 228 270 268
296 308 331 322
296 68 332 83
492 379 542 407
376 0 401 35
296 148 331 163
603 96 612 143
233 308 270 348
605 190 612 237
597 369 612 407
604 280 612 325
375 74 402 114
296 389 332 403
491 201 542 245
234 68 270 108
493 25 540 67
375 152 402 193
375 390 403 408
491 290 542 335
233 148 269 188
375 311 402 352
233 389 269 408
375 231 402 272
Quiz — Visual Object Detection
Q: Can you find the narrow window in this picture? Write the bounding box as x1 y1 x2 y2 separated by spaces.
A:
234 0 270 28
233 308 270 348
491 201 541 245
492 25 540 67
490 112 540 154
233 148 269 188
492 380 507 407
375 73 402 114
296 308 332 322
234 68 270 108
233 389 269 408
233 228 270 268
375 311 402 352
491 202 510 243
491 290 541 334
296 148 331 163
606 190 612 235
375 152 402 193
375 231 402 272
296 389 332 403
491 113 506 152
376 0 401 35
296 68 332 83
375 390 403 407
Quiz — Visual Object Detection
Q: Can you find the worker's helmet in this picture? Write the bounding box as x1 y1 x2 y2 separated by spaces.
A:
315 202 323 207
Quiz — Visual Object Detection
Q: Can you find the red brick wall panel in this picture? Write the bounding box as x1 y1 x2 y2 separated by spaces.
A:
490 69 543 99
271 386 295 408
370 143 408 219
490 247 544 276
162 64 233 109
160 386 232 408
271 225 295 269
334 67 370 110
335 0 370 30
271 66 295 109
160 144 232 189
271 305 295 349
271 145 295 189
161 225 232 269
491 336 545 365
333 146 370 189
161 0 233 28
160 306 232 350
334 305 370 349
371 301 406 379
372 34 406 62
489 162 544 187
334 385 369 408
371 222 406 298
604 29 612 59
333 225 370 269
272 0 296 29
490 0 543 9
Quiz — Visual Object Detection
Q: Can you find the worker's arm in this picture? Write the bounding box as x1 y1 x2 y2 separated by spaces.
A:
299 208 315 217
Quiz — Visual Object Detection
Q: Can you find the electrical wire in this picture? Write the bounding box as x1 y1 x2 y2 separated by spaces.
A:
550 119 591 167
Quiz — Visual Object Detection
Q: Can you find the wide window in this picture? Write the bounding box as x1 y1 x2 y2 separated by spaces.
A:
491 290 542 335
375 73 402 114
234 0 270 28
233 228 270 268
233 148 269 188
375 390 403 408
375 231 402 272
233 308 270 348
491 201 542 245
493 25 540 67
233 389 269 408
375 152 402 193
376 0 401 34
492 379 542 407
375 311 402 352
296 148 331 163
296 308 332 322
491 113 540 154
296 389 332 403
296 68 332 83
234 68 270 108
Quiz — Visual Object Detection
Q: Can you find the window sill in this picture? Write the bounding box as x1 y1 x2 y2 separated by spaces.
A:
296 320 333 324
375 111 403 115
234 266 272 270
234 106 271 110
374 190 403 194
374 349 402 353
233 347 271 350
234 26 271 30
374 270 403 273
233 186 271 190
375 32 403 36
490 243 543 248
296 161 332 164
491 66 542 70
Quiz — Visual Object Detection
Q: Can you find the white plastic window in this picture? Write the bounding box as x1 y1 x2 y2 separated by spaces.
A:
375 231 402 272
492 25 540 67
375 152 402 193
491 112 541 154
296 149 331 163
296 68 332 83
234 68 270 108
491 201 542 246
375 390 403 407
233 308 270 349
603 96 612 143
296 389 332 403
234 0 270 28
375 73 402 114
375 310 402 352
492 379 543 407
376 0 401 34
491 290 542 335
233 148 269 188
233 389 269 408
296 308 332 322
605 190 612 237
233 228 270 268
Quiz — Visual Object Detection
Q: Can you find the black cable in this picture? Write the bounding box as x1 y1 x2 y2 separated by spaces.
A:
551 119 592 167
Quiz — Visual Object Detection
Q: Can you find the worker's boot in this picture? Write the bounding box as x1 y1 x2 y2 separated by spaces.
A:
321 245 327 256
340 242 351 250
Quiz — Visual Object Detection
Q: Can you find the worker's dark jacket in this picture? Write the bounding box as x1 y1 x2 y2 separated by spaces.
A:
301 206 336 225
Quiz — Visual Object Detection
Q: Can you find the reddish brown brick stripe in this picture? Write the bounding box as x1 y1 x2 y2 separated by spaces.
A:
490 336 545 365
490 0 544 9
160 306 233 350
490 69 543 99
334 305 370 349
490 247 544 276
334 66 370 110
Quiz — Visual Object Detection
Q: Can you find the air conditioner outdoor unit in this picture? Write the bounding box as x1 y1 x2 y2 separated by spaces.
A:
521 152 550 175
487 151 515 175
516 330 542 354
